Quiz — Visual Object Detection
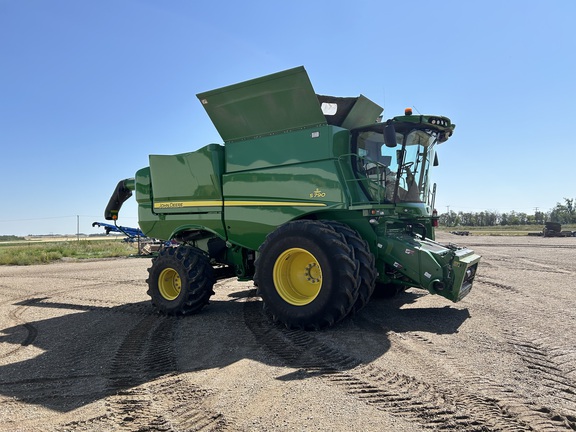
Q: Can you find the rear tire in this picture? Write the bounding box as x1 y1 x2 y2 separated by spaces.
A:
147 246 215 315
254 220 359 330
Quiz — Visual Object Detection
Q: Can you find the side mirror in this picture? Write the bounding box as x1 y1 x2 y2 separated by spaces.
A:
384 122 397 148
434 153 439 166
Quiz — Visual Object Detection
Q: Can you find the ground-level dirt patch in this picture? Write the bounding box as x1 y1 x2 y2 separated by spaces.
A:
1 234 575 431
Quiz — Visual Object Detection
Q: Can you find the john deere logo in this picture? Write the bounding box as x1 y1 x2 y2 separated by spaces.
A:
310 188 326 198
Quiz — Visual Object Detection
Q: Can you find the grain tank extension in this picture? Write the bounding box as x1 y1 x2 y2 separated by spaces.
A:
105 66 481 330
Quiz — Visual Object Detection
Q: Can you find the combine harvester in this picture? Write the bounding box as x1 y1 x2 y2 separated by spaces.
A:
104 66 481 329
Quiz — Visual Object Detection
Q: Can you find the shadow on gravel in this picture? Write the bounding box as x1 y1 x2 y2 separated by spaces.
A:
0 289 470 412
356 290 472 335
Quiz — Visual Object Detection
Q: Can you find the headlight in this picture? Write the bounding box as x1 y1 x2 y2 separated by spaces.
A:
465 264 477 282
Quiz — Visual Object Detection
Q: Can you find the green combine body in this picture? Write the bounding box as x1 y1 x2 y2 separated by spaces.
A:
105 66 480 329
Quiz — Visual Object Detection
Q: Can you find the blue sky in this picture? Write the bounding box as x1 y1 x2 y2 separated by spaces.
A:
1 1 575 236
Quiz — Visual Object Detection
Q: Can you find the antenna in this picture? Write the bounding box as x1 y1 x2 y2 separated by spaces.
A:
382 87 386 113
412 105 422 114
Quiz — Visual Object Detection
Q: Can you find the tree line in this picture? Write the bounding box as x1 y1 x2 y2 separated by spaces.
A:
0 235 25 242
439 198 576 227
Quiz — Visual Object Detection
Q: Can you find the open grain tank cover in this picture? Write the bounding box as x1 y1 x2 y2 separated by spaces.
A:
197 66 327 143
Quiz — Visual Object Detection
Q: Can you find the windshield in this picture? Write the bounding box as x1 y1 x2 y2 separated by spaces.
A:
355 128 438 204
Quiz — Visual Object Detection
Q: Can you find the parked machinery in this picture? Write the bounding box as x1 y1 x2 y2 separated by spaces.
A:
105 67 481 329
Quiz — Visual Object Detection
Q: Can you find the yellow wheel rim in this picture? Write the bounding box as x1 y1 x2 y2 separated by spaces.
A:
158 268 181 300
273 248 322 306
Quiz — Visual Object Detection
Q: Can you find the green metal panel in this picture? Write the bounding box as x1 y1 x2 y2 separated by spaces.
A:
223 160 345 206
216 125 376 250
138 212 227 241
222 157 348 250
340 95 383 129
149 144 225 213
133 163 227 239
225 125 336 173
134 166 151 205
197 66 327 143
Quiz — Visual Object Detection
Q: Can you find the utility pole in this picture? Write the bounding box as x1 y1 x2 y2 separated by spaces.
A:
77 215 80 241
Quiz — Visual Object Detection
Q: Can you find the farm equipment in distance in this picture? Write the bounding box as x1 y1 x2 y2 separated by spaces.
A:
92 221 167 255
103 66 481 330
542 222 576 237
92 221 144 240
450 231 470 236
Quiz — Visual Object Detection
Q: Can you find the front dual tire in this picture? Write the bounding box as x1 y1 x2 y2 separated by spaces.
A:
255 220 375 330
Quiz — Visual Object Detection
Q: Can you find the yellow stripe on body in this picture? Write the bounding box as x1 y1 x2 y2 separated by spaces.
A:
226 201 326 207
153 200 327 209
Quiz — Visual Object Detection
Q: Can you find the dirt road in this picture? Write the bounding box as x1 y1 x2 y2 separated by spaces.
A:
1 233 575 431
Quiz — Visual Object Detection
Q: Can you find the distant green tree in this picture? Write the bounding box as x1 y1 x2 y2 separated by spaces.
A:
534 211 546 225
550 198 576 224
437 201 565 227
0 235 25 242
439 210 460 227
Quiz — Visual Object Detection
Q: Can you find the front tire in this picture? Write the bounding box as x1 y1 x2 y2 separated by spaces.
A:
254 220 359 330
323 221 376 314
147 246 215 315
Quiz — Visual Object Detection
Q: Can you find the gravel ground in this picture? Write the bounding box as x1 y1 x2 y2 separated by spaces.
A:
0 233 575 431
